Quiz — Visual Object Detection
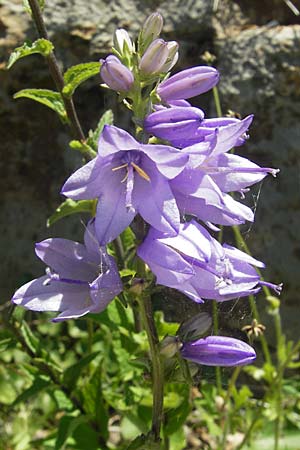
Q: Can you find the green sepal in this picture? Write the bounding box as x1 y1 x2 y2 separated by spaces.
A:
63 62 101 98
7 39 53 69
47 199 96 227
13 89 67 122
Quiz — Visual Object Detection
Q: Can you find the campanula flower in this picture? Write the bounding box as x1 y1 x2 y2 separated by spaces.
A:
138 220 281 303
181 336 256 366
100 55 134 92
139 39 170 75
157 66 219 102
61 126 189 244
12 220 122 321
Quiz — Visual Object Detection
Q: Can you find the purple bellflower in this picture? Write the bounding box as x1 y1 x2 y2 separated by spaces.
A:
157 66 219 102
11 220 122 322
61 125 189 244
181 336 256 367
100 55 134 92
138 219 282 303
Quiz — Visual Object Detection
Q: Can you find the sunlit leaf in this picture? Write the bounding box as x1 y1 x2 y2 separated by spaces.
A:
13 89 67 121
47 199 95 227
63 62 101 98
7 39 53 69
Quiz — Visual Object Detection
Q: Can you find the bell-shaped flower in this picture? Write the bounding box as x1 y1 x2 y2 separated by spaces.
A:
138 220 281 303
157 66 219 102
100 55 134 92
11 220 123 322
181 336 256 367
61 125 189 244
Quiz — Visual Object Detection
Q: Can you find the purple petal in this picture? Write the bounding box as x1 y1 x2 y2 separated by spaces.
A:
223 244 265 268
134 159 180 235
98 125 141 157
35 239 97 281
181 336 256 366
140 144 188 179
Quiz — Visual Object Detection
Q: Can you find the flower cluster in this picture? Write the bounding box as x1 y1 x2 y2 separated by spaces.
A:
12 13 281 367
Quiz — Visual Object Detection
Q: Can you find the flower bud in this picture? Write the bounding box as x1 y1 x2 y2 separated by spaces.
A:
113 28 134 56
181 336 256 367
100 55 134 92
144 106 204 141
160 335 182 358
160 41 179 73
157 66 219 101
139 12 163 52
139 39 169 75
178 312 212 341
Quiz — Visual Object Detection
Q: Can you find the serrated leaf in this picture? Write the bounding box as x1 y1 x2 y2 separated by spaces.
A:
12 375 51 406
63 62 101 97
47 199 95 227
7 39 53 69
13 89 67 121
63 351 100 390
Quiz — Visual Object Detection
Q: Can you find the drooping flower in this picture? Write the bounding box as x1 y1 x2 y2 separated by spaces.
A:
61 125 189 244
11 220 123 321
138 219 281 303
100 55 134 92
181 336 256 366
157 66 219 102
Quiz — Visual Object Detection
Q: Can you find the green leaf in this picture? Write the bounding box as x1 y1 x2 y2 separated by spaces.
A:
164 384 191 436
52 389 74 411
82 366 109 439
63 351 100 390
63 62 101 98
13 89 67 121
69 140 97 159
7 39 53 69
55 414 87 450
19 320 39 354
12 375 51 406
47 199 95 227
87 109 114 149
0 337 15 352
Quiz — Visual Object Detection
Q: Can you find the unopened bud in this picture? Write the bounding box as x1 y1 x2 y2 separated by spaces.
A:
139 39 169 75
178 312 212 341
113 28 134 56
160 41 179 72
160 335 182 358
139 12 163 52
157 66 219 101
100 55 134 92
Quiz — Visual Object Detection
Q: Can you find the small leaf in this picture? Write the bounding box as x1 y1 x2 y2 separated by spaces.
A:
63 351 100 390
47 199 95 227
52 389 74 411
7 39 53 69
87 109 114 149
19 320 39 354
12 375 51 406
55 415 87 450
63 62 101 98
0 337 15 352
13 89 67 121
69 140 97 159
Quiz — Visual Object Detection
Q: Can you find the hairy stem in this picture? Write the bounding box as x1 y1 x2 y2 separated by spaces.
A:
27 0 86 143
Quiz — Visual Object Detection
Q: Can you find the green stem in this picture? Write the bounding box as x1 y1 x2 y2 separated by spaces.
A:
138 290 164 442
212 300 222 393
213 86 223 117
220 366 241 449
27 0 87 145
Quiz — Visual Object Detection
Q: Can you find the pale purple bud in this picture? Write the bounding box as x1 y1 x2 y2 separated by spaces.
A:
113 28 134 56
157 66 220 101
181 336 256 367
178 312 212 341
139 12 163 51
160 41 179 72
100 55 134 92
139 39 169 75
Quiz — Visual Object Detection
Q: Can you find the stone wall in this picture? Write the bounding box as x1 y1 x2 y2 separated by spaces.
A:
1 0 299 340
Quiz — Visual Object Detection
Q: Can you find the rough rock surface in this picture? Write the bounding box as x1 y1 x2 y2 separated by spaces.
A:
0 0 299 341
